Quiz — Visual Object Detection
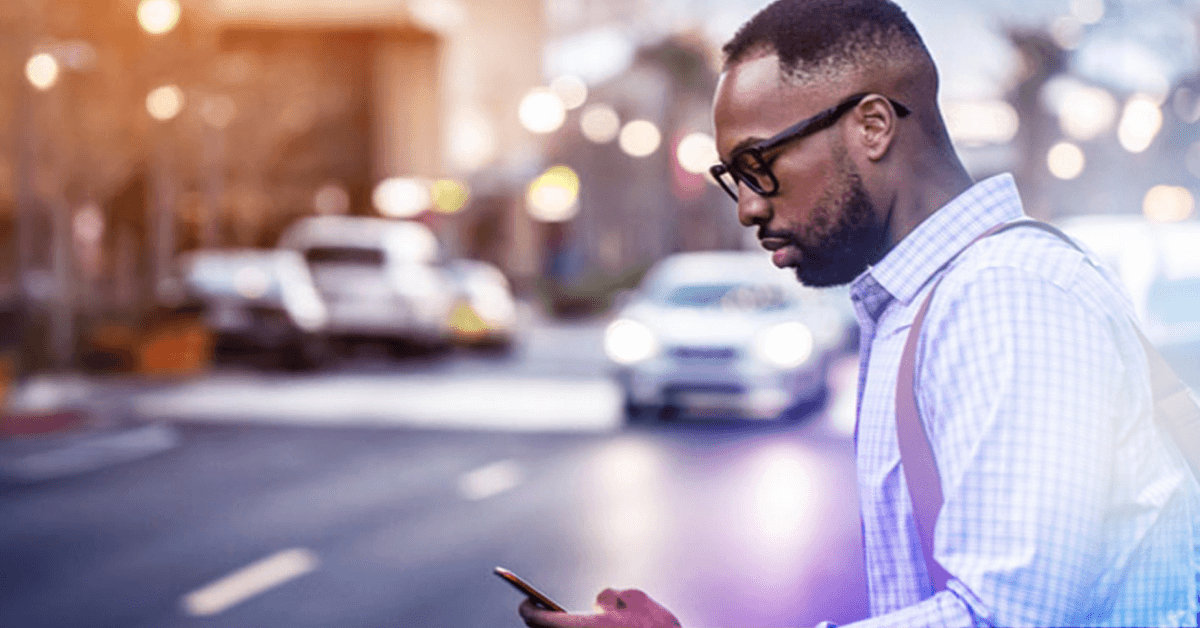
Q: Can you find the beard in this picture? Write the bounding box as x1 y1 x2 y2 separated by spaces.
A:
790 148 888 287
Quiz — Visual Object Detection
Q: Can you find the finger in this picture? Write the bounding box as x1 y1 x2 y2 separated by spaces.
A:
519 598 603 628
594 588 624 611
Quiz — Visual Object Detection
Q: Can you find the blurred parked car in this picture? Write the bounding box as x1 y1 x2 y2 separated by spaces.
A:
174 248 329 369
1060 216 1200 380
444 259 518 351
604 250 851 422
277 216 456 353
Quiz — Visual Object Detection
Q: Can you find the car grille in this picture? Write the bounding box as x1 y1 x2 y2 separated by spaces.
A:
667 346 739 362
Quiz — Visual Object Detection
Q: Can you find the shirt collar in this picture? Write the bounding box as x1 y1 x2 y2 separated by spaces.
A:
860 173 1026 306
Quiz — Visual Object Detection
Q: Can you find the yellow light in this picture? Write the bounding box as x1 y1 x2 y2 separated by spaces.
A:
527 165 581 222
580 104 620 144
619 119 661 158
25 53 59 91
675 132 718 175
1143 185 1195 223
1047 142 1085 180
146 84 185 121
518 88 566 134
372 178 431 218
550 75 588 110
431 179 470 214
1118 95 1163 154
137 0 181 35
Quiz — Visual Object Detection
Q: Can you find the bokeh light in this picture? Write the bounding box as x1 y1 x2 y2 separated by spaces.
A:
1143 185 1195 223
580 104 620 144
449 108 498 173
431 179 471 214
518 88 566 135
1118 94 1163 154
312 182 351 215
550 75 588 110
1046 80 1116 141
1047 142 1085 180
146 84 185 121
199 95 237 129
943 100 1019 146
619 119 661 158
527 165 581 222
675 132 719 175
25 53 60 91
137 0 182 35
373 177 431 218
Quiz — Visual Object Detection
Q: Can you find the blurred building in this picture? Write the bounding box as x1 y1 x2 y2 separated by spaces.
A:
1 0 545 369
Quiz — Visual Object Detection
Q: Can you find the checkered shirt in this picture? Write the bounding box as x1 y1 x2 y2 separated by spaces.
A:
845 174 1199 627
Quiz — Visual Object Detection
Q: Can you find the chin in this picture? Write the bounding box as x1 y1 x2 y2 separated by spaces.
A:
794 264 858 288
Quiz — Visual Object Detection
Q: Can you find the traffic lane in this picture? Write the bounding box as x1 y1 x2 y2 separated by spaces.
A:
0 421 864 627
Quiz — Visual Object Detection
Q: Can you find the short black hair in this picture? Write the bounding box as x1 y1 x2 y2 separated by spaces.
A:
722 0 929 81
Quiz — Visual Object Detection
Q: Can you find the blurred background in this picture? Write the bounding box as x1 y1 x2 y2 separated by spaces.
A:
1 0 1198 627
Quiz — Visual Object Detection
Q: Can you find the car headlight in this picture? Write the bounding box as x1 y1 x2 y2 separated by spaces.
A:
752 321 814 369
604 319 660 365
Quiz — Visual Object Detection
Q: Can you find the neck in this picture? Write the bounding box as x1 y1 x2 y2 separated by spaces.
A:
885 151 973 249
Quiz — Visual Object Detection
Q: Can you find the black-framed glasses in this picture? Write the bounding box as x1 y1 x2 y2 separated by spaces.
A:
710 93 911 202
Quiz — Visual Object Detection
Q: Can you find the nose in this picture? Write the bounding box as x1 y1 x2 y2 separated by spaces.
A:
736 187 771 228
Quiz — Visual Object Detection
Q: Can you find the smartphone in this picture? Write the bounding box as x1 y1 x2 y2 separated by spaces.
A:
493 566 566 612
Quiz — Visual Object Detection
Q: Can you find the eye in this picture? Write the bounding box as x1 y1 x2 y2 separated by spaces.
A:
735 151 769 174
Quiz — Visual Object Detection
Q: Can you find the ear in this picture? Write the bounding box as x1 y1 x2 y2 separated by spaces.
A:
849 95 900 162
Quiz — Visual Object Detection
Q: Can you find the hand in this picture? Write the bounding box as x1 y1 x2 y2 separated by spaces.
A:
518 588 682 627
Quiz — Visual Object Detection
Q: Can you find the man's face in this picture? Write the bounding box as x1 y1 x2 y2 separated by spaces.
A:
712 54 888 287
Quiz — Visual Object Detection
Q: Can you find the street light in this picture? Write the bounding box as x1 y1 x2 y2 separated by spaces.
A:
137 0 182 35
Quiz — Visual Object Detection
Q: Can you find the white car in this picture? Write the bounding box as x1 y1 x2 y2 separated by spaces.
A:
444 259 519 351
604 250 851 422
277 216 457 352
173 249 330 369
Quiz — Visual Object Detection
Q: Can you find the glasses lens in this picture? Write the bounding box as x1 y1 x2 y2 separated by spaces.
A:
732 150 771 195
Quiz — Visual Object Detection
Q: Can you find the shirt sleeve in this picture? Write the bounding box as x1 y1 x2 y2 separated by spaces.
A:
908 263 1127 627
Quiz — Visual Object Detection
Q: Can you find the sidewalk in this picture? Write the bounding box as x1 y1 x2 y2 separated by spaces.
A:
0 373 180 483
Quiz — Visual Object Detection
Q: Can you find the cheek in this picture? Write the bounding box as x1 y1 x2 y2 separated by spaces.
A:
770 149 836 226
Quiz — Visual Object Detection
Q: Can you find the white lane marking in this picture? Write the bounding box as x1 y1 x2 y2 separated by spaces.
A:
182 548 319 617
458 459 524 501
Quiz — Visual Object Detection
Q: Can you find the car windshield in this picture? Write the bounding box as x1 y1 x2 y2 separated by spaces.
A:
186 259 283 300
304 247 385 267
1147 277 1200 325
659 282 790 311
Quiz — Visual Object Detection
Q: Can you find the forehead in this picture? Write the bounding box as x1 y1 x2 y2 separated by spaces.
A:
712 54 830 158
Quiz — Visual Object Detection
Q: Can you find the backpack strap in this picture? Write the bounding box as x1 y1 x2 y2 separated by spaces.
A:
898 218 1200 592
897 219 1079 591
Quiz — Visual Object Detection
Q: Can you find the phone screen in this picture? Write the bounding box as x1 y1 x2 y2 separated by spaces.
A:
493 566 566 612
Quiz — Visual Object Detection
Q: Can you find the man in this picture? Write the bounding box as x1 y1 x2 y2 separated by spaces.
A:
520 1 1199 626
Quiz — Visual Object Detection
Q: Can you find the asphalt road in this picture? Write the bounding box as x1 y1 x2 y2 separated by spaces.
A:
0 315 868 627
0 421 867 628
